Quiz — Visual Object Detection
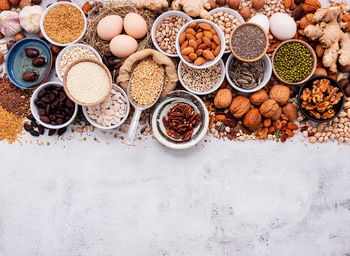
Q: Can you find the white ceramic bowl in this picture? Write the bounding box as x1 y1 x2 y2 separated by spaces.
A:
225 53 272 94
30 82 78 129
40 2 87 47
175 19 225 69
82 84 130 130
152 11 192 57
208 7 244 54
55 43 103 82
178 59 225 95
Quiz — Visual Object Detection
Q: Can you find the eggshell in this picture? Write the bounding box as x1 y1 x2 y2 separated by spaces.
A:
269 13 297 41
97 15 123 41
249 14 269 34
109 35 138 58
124 13 147 39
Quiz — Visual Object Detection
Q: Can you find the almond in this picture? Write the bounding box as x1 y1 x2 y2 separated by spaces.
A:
198 43 208 50
196 49 203 56
189 53 197 60
189 22 197 28
203 31 213 40
210 28 217 35
213 35 220 45
196 39 202 45
186 28 196 36
189 39 198 50
179 33 186 45
181 47 195 55
210 42 217 50
194 57 207 66
287 122 298 130
186 34 195 41
180 40 189 51
215 115 226 121
198 23 211 30
285 129 294 137
202 36 211 45
196 32 203 39
183 55 191 62
213 45 221 56
203 50 215 60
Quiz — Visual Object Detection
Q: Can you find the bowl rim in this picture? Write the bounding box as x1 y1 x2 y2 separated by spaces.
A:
30 81 78 129
298 75 345 123
208 7 244 54
63 58 113 106
39 2 87 47
82 84 130 130
229 22 269 62
5 38 53 90
55 43 103 82
175 19 225 69
272 39 317 86
225 53 272 94
178 59 225 95
151 90 209 150
151 10 193 58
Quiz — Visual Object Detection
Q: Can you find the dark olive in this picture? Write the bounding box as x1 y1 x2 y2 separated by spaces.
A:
22 71 38 81
25 48 39 58
32 56 46 67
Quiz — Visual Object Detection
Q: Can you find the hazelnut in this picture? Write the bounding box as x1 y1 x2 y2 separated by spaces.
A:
269 84 290 106
214 89 232 109
252 0 265 10
19 0 32 9
229 95 251 118
239 7 251 20
260 99 279 118
338 78 349 90
243 108 262 130
228 0 240 9
282 103 297 122
313 68 327 77
315 44 324 58
14 32 26 42
50 45 62 55
339 64 350 73
293 7 304 21
271 107 282 121
0 52 3 64
216 0 227 5
344 84 350 97
207 0 217 9
249 89 267 105
7 40 15 50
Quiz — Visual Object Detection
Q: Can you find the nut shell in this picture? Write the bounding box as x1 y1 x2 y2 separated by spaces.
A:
271 106 282 121
214 89 233 109
229 95 251 118
282 103 297 122
260 99 279 118
243 108 262 130
249 89 267 105
269 84 290 105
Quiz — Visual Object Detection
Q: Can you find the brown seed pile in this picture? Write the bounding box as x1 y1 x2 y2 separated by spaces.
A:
44 4 85 44
0 74 31 117
0 106 25 144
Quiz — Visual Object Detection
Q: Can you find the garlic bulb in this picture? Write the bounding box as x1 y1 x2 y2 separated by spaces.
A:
19 6 43 34
0 11 22 37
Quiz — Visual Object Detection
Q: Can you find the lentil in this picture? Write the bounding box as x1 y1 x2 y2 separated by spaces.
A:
274 42 313 83
131 58 164 105
44 4 85 44
0 106 25 144
59 46 99 77
181 62 221 92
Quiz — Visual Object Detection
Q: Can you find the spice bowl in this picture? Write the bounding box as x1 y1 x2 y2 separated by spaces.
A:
175 19 225 69
272 39 317 86
5 38 53 90
298 76 344 123
225 53 272 93
151 90 209 150
55 43 102 82
30 82 78 129
178 59 225 95
39 2 87 47
152 11 192 57
229 22 268 62
82 84 130 130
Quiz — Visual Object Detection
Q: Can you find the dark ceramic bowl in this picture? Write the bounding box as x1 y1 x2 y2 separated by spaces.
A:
298 76 345 123
5 38 53 90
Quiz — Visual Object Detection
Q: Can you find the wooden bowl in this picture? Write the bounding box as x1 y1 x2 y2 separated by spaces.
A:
63 58 112 106
272 39 317 86
229 22 268 62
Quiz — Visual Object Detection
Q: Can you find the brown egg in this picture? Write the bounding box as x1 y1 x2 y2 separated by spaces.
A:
216 0 227 6
228 0 240 9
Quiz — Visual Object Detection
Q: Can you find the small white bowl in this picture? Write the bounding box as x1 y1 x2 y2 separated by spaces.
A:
30 82 78 129
225 53 272 94
55 43 103 82
178 59 225 95
152 11 192 57
208 7 244 54
40 2 87 47
82 84 130 130
175 19 225 69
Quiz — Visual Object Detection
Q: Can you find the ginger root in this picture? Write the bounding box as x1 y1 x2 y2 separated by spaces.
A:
172 0 211 19
135 0 169 11
304 6 350 72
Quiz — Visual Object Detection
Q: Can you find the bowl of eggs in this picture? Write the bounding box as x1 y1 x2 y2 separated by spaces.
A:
96 12 148 59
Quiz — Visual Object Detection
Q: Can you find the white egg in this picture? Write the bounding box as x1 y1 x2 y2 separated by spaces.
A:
249 14 269 34
269 13 297 41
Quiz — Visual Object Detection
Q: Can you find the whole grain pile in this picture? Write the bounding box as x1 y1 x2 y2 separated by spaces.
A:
0 106 25 144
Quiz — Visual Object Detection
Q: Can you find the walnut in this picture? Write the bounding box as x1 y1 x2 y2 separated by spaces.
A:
269 84 290 106
299 13 314 29
271 106 282 121
259 99 279 118
282 103 297 122
243 108 262 130
214 89 233 109
302 0 321 14
229 95 251 118
249 89 267 106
